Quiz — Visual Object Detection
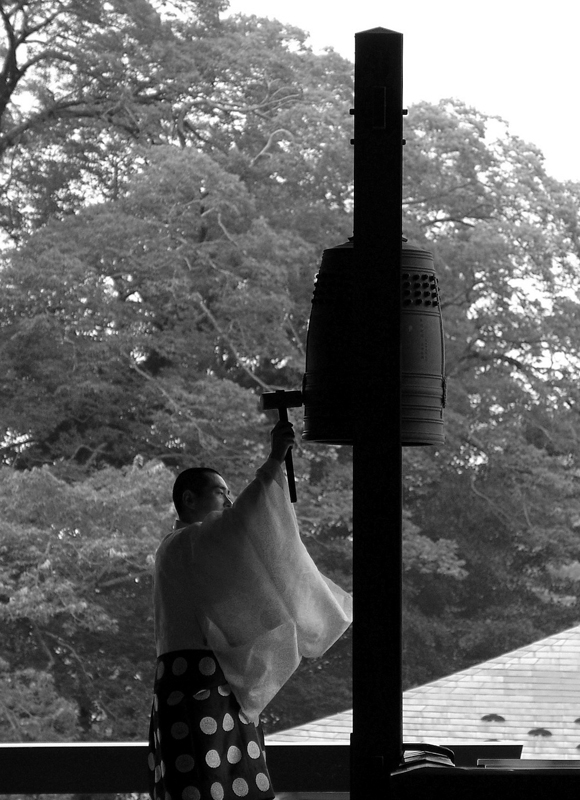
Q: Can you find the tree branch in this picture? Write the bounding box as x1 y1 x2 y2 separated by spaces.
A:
128 358 225 451
32 622 56 669
469 474 513 525
0 5 22 118
285 314 306 357
191 292 274 391
97 569 152 589
249 128 294 166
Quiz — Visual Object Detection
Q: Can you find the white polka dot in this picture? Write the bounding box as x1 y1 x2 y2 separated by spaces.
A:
172 657 188 675
175 754 195 772
227 745 242 764
247 741 261 759
210 783 224 800
156 661 165 680
222 713 234 731
157 728 162 743
200 716 218 734
205 749 221 768
148 752 156 771
199 656 216 675
238 709 251 725
182 787 200 800
232 777 249 796
255 773 270 791
171 721 189 739
217 684 231 696
161 761 166 777
167 691 184 706
193 689 210 701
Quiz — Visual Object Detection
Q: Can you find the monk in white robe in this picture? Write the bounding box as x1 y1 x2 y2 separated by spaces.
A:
148 421 353 800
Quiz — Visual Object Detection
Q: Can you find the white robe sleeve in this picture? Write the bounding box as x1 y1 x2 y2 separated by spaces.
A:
189 459 353 723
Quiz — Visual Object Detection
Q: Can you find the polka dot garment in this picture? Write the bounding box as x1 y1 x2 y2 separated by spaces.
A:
148 650 275 800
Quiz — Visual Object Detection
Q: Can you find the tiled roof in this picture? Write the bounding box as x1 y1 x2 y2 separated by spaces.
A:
266 706 353 745
266 624 580 759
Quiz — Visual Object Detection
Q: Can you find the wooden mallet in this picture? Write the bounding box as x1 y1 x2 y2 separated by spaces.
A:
260 390 303 502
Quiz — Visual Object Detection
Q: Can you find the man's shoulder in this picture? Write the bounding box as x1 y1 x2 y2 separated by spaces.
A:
158 522 200 552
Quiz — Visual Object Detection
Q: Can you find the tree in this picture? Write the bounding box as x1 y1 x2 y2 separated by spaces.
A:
0 1 355 739
0 1 353 243
401 99 580 684
0 2 354 473
0 460 171 740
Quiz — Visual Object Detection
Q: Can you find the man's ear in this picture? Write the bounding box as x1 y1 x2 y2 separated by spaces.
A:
182 489 197 510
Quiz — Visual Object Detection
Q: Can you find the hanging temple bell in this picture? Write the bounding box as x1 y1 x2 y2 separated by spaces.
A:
263 237 446 454
301 237 445 446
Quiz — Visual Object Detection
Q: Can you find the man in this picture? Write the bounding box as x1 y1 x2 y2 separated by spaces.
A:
148 421 353 800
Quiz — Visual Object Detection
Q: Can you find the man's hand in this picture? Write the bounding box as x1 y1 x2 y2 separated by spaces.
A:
269 420 295 464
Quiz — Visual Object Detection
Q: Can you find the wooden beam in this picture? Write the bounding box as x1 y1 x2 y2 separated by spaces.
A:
351 27 404 796
0 742 350 794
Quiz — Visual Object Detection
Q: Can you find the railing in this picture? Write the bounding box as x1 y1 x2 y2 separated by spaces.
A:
0 742 350 795
6 742 580 799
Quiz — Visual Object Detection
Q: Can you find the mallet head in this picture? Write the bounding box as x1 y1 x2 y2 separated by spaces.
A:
260 390 303 412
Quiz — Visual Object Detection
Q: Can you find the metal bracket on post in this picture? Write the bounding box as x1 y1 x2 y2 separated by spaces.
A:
351 27 404 798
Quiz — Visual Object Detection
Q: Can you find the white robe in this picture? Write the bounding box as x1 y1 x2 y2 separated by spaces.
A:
154 458 353 723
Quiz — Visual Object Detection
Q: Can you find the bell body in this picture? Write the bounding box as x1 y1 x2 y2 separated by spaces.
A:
401 246 446 445
302 239 445 446
302 240 354 444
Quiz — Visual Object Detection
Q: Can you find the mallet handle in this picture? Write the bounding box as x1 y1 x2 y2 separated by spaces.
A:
278 406 297 503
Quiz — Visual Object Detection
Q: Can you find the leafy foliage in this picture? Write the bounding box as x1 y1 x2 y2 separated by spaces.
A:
0 0 355 740
401 100 580 684
0 461 171 739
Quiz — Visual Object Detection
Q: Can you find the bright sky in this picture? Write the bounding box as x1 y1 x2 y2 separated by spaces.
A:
227 0 580 184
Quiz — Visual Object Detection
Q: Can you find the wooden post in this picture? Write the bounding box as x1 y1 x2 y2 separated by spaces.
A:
351 27 404 797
